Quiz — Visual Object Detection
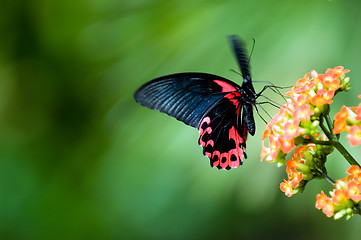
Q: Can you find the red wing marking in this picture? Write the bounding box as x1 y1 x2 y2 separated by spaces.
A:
213 80 238 92
199 117 212 147
228 126 245 168
211 150 220 168
204 140 214 158
224 92 241 107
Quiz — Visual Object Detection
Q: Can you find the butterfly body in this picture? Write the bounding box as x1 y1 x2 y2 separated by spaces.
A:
134 36 257 170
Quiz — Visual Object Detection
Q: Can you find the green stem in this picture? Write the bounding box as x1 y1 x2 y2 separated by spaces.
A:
303 138 334 145
321 113 361 167
323 173 336 185
333 141 361 167
319 115 333 140
325 114 334 134
318 166 336 186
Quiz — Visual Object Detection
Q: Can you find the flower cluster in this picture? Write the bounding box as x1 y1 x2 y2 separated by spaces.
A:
280 142 331 197
315 165 361 220
261 66 350 197
261 93 316 166
333 96 361 146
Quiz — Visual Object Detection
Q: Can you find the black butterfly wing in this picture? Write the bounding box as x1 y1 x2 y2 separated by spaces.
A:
134 73 241 128
198 92 248 169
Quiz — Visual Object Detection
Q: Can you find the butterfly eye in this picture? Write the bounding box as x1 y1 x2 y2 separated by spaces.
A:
242 76 249 84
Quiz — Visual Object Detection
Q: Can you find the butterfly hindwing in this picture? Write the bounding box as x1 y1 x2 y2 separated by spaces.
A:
198 92 248 169
134 73 241 128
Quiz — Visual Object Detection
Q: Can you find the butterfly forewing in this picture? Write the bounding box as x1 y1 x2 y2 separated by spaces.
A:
134 73 241 128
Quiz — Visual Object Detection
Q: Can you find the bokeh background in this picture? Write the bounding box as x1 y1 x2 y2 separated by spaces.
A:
1 0 361 239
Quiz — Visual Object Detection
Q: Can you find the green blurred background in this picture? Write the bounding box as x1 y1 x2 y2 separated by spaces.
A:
1 0 361 239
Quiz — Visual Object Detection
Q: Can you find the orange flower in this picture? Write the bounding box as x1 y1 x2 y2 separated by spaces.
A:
280 180 295 197
291 104 314 123
315 165 361 219
332 189 348 204
347 180 361 202
310 89 334 106
333 96 361 147
322 199 335 218
261 135 282 163
285 73 312 96
347 125 361 146
318 72 340 91
327 66 350 77
262 99 310 163
288 167 303 188
278 144 321 197
315 191 328 209
333 106 351 134
315 191 334 217
356 103 361 121
346 165 361 176
279 135 296 154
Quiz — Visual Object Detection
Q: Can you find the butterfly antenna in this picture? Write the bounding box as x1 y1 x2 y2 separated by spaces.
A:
248 38 256 64
229 69 243 77
253 80 293 89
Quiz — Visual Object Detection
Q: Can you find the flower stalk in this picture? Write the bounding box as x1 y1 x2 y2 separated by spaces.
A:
321 112 360 167
333 140 360 167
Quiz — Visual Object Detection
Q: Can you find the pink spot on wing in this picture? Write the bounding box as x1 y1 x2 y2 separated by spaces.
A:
204 141 214 158
214 80 237 92
219 152 230 169
228 149 240 168
199 117 211 131
206 140 214 148
199 127 212 147
199 117 212 147
212 151 220 167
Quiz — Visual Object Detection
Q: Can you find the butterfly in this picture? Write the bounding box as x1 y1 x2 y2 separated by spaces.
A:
134 35 259 170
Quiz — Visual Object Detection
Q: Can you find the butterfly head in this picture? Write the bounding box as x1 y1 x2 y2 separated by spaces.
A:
241 75 256 98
